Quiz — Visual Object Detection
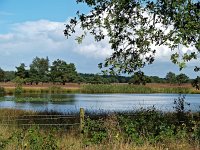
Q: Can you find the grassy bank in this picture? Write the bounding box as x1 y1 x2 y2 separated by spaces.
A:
81 84 200 94
1 83 200 96
4 86 80 95
0 106 199 150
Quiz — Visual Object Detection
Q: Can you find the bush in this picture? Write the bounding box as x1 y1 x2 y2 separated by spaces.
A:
83 107 200 146
10 126 58 150
0 86 5 96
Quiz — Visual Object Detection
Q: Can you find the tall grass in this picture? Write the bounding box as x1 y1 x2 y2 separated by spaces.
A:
0 86 5 96
4 86 80 95
81 84 154 93
80 84 195 94
0 108 199 150
2 84 200 95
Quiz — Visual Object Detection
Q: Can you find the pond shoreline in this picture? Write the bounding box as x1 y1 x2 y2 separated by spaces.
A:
1 83 200 94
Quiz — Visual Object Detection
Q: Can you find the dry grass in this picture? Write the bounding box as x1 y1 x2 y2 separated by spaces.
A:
1 82 200 94
0 108 35 117
0 126 197 150
0 108 199 150
0 82 81 89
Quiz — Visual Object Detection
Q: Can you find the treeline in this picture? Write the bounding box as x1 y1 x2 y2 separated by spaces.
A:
0 57 193 85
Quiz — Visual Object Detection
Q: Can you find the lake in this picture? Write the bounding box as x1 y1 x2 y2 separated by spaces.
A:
0 93 199 113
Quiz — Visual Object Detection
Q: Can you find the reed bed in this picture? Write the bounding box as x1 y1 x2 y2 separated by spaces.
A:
1 84 200 95
0 107 199 150
4 86 80 95
80 84 199 94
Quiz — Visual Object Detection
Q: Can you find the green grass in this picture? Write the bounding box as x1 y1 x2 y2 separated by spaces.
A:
81 84 154 93
2 84 200 95
4 87 80 95
80 84 196 94
0 107 199 150
12 97 73 102
0 86 5 96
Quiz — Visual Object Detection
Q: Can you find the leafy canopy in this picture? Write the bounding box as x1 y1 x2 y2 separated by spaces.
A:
64 0 200 75
50 59 78 84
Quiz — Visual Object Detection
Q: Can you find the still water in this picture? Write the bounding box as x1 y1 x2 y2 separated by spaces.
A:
0 94 199 113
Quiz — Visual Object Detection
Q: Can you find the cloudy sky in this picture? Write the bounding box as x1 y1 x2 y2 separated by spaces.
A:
0 0 199 78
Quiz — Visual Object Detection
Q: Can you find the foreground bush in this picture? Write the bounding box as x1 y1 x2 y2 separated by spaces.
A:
0 105 199 149
83 108 200 148
0 86 5 96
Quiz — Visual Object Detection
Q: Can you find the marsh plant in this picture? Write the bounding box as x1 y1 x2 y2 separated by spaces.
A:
13 77 24 95
0 86 5 96
48 86 63 94
83 107 200 148
173 95 193 126
0 126 58 150
0 106 199 149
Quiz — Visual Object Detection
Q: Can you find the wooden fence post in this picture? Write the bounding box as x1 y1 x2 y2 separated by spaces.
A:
80 108 85 133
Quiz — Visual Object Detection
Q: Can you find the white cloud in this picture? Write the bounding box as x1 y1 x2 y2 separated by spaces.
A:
0 19 196 61
0 19 112 59
0 19 198 76
0 33 14 41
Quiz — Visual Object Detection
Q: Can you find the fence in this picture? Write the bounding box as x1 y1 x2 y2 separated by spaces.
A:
0 108 85 132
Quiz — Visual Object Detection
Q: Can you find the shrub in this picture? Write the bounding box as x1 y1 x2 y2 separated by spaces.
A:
0 86 5 96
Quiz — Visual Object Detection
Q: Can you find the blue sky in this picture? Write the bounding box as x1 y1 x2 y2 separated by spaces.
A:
0 0 199 78
0 0 90 33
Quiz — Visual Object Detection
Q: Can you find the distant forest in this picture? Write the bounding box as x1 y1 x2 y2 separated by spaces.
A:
0 57 193 85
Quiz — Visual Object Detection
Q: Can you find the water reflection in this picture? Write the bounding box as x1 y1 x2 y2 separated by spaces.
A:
0 94 199 113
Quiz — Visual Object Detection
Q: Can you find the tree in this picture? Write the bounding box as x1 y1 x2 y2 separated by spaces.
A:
128 71 150 85
0 68 5 82
149 76 165 83
29 57 49 84
176 73 189 86
65 63 78 82
4 71 15 82
64 0 199 78
165 72 176 84
15 63 29 80
192 76 200 90
50 59 78 85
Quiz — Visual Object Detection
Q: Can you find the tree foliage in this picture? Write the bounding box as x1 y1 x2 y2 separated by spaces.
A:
176 73 189 85
4 71 15 82
15 63 29 79
29 57 49 84
50 59 78 84
192 76 200 90
0 68 5 82
129 71 151 85
64 0 200 75
165 72 176 84
14 57 80 85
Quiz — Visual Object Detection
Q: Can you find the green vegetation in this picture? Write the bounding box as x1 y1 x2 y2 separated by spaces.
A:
65 0 199 81
81 84 197 94
83 109 200 149
0 59 197 88
13 57 78 85
29 57 50 84
81 84 154 93
50 59 78 85
5 87 79 95
0 86 5 96
9 97 67 102
0 68 5 82
0 96 199 150
1 83 199 96
128 71 151 85
13 77 24 95
192 76 200 90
